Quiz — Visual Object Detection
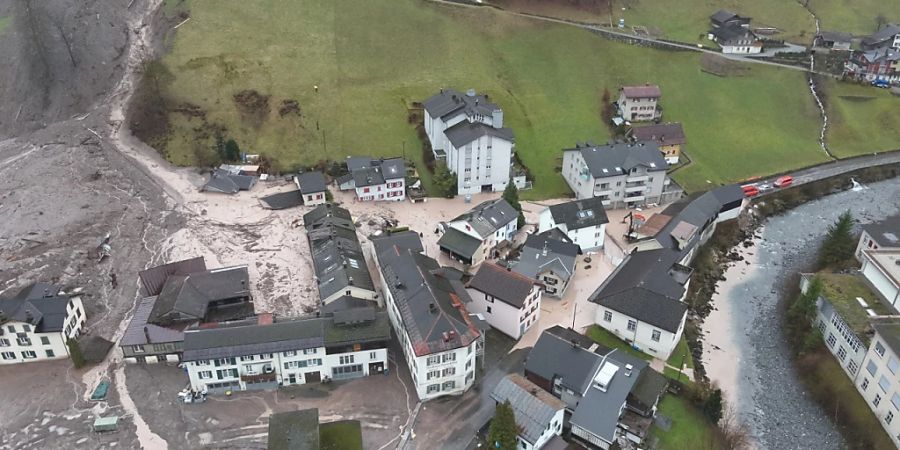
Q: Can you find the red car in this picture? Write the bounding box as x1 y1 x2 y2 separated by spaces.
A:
774 176 793 188
742 185 760 197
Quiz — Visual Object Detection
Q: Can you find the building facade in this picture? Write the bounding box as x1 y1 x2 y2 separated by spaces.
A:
854 322 900 448
295 171 328 207
337 157 406 202
438 198 518 266
467 262 542 340
860 249 900 308
630 122 685 165
538 197 609 251
0 284 86 365
512 234 579 299
617 86 662 122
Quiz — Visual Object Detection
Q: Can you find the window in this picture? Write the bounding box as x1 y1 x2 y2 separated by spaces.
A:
892 393 900 410
826 333 836 348
443 367 456 377
40 336 50 345
603 311 612 322
627 320 637 332
216 368 238 379
45 350 55 358
1 352 14 360
876 341 886 357
887 411 894 425
133 345 145 354
879 375 892 393
651 330 661 342
196 360 210 366
485 295 494 303
442 353 456 363
426 356 441 366
241 355 256 361
369 351 377 360
0 339 9 347
862 378 870 391
848 360 859 375
198 371 213 380
867 360 878 376
427 384 440 394
837 346 847 361
283 351 296 357
22 351 37 359
427 370 440 380
23 325 31 332
6 325 14 333
339 355 355 365
889 357 899 374
261 353 273 359
442 381 456 391
874 393 883 407
17 337 31 346
303 348 317 355
486 306 492 314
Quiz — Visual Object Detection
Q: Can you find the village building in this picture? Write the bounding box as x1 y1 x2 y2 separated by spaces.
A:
844 47 900 84
859 249 900 308
267 408 364 450
294 171 328 206
422 88 516 195
337 157 406 202
856 215 900 260
854 319 900 448
511 234 580 299
0 283 86 365
202 165 259 194
861 23 900 51
371 231 486 401
437 198 518 266
630 122 685 164
490 374 566 450
813 31 853 51
466 262 542 340
561 141 679 208
616 85 662 122
709 10 751 29
538 197 609 251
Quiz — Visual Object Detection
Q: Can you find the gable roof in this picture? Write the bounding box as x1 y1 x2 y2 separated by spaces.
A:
150 266 251 323
710 10 749 24
451 198 518 238
629 367 669 412
513 234 579 281
863 215 900 247
863 23 900 47
303 204 375 300
372 233 481 356
490 374 566 445
710 24 758 43
565 142 667 179
202 169 257 194
422 88 500 120
296 171 327 194
816 30 852 43
0 283 72 333
631 123 686 146
468 262 535 309
547 198 610 231
443 120 514 149
525 329 604 394
570 350 645 443
437 227 482 259
621 85 661 98
268 409 320 450
120 296 186 346
138 257 208 296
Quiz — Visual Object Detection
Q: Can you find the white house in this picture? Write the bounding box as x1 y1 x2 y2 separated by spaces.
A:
181 312 390 394
856 216 900 261
422 89 515 196
337 157 406 202
538 197 609 251
467 262 541 340
295 171 328 206
438 198 518 267
859 249 900 308
708 23 762 54
0 283 86 365
617 85 662 122
512 234 580 299
371 231 485 401
490 373 565 450
854 320 900 449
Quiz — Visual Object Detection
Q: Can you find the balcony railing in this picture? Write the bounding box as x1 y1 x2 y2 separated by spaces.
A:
593 188 612 197
626 175 649 183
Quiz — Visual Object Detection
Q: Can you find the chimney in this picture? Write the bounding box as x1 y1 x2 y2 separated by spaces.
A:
348 276 354 285
440 87 444 94
475 99 479 106
429 302 437 313
143 326 152 344
25 309 33 322
448 330 457 340
442 331 450 342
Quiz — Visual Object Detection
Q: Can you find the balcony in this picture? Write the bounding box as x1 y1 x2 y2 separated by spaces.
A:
240 372 276 383
626 175 649 183
625 185 646 194
624 195 645 203
593 188 612 197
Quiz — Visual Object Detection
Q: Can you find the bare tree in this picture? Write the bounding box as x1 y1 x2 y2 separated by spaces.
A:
875 14 888 31
720 405 752 450
51 11 78 68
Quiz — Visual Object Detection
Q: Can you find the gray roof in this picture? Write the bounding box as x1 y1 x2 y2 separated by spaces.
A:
380 158 406 180
863 215 900 246
490 374 566 445
513 234 579 281
710 24 757 43
631 123 686 146
437 227 482 259
0 283 71 333
344 157 405 188
139 257 208 296
150 266 251 323
260 190 305 210
710 10 747 24
346 156 373 171
874 322 900 357
443 120 514 148
352 166 385 188
120 296 186 346
182 313 391 361
629 366 669 413
565 142 667 179
303 204 375 300
372 233 481 356
468 262 535 309
202 169 257 194
296 171 327 194
817 30 852 43
863 23 900 47
422 88 500 120
267 408 319 450
547 198 609 231
525 329 604 394
570 350 645 443
320 296 374 315
451 198 518 238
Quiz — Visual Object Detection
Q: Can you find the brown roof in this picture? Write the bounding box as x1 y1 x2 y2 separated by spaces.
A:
637 214 672 237
632 123 686 146
468 262 535 309
621 85 661 98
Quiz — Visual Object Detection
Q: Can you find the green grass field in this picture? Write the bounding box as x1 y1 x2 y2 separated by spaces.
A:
822 79 900 158
0 16 11 35
650 395 723 449
157 0 850 198
666 335 695 369
807 0 899 36
585 325 653 360
319 420 363 450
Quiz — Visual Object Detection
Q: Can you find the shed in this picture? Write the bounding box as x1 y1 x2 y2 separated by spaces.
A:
93 416 119 432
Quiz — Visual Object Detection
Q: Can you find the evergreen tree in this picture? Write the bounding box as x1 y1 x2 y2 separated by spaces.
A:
67 339 86 369
224 139 242 162
488 400 518 450
433 162 457 198
818 210 855 267
702 388 724 424
502 182 525 229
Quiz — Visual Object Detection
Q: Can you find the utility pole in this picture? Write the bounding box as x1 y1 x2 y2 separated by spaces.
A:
572 302 577 330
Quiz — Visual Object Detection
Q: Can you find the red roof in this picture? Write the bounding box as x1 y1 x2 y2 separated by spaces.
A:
621 85 661 98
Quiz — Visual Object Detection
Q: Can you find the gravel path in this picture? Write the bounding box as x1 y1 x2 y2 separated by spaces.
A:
706 178 900 450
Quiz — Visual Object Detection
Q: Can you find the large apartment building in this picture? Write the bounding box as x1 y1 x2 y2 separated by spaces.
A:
371 231 486 401
0 283 86 365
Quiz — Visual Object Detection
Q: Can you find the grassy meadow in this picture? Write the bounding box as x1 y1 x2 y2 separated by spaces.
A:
822 79 900 158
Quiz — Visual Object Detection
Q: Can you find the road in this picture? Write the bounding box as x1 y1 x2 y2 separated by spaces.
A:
747 151 900 194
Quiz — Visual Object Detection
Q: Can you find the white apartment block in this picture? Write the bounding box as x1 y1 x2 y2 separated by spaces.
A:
467 262 542 340
855 322 900 448
561 142 673 208
617 85 661 122
0 284 86 365
538 197 609 252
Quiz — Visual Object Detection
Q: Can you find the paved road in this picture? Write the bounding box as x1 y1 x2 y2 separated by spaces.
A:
747 151 900 195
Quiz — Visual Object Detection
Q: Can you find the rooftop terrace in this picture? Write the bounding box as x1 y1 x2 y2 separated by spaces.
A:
817 272 894 345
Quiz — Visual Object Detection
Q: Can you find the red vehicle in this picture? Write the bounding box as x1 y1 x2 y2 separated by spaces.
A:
742 185 760 197
774 175 793 188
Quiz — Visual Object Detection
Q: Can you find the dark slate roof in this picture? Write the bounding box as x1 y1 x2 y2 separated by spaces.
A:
303 204 375 300
346 156 373 172
621 85 661 98
631 123 686 146
863 23 900 47
545 325 602 351
468 262 535 309
267 408 319 450
150 266 251 323
437 227 482 259
344 157 405 188
817 31 852 43
120 296 186 346
710 10 740 24
202 169 257 194
490 374 566 445
710 24 757 43
873 322 900 357
570 350 645 443
320 296 374 315
628 367 668 413
594 287 687 333
372 231 425 256
538 228 574 244
422 88 500 120
372 233 481 356
547 198 609 231
352 166 385 188
443 120 514 148
380 158 406 180
451 198 518 238
513 234 579 282
296 171 327 194
0 283 71 333
525 329 604 394
182 313 390 361
260 190 305 210
863 215 900 247
565 142 667 178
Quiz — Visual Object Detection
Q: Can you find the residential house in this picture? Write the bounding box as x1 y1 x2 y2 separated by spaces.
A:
267 408 363 450
709 10 751 29
303 204 378 306
182 311 390 394
371 231 485 400
855 215 900 260
524 327 667 449
422 88 515 195
490 374 566 450
708 24 762 54
202 168 258 194
854 319 900 448
512 234 580 298
630 123 685 164
337 157 406 202
814 31 853 51
538 197 609 251
467 262 542 340
438 198 518 266
561 141 680 208
295 171 328 206
861 23 900 51
0 283 86 365
859 249 900 308
845 47 900 84
616 85 662 122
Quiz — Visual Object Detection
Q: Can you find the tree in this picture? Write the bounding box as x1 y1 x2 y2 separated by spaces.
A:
224 139 241 162
502 182 525 229
601 87 615 125
789 276 822 323
702 388 724 424
488 400 517 450
876 14 888 31
818 210 855 267
67 339 86 369
432 162 457 198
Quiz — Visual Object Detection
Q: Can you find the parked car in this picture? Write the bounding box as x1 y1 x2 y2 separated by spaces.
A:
757 183 773 192
872 79 891 89
742 184 760 197
774 176 793 188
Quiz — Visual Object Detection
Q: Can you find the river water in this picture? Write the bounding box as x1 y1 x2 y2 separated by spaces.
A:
703 178 900 449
